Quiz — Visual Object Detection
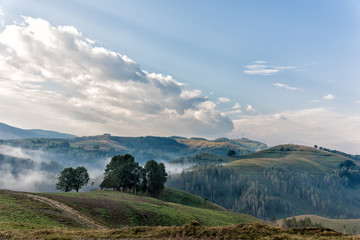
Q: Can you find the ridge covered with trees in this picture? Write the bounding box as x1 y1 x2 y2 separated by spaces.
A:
167 145 360 220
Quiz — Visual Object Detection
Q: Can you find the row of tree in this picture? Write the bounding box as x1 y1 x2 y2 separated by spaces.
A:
100 154 167 195
56 154 167 195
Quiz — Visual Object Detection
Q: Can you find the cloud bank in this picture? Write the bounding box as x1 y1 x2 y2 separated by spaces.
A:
0 17 233 137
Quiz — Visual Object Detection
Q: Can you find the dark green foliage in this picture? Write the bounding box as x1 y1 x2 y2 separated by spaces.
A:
145 160 168 195
325 160 360 187
101 155 167 195
73 166 90 192
56 168 75 192
227 149 236 157
56 166 89 192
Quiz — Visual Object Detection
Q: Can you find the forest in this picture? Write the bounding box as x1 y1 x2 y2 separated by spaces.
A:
168 159 360 219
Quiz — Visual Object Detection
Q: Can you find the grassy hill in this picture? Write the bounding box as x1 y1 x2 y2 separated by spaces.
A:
229 144 351 173
0 188 349 239
168 144 360 220
0 188 257 230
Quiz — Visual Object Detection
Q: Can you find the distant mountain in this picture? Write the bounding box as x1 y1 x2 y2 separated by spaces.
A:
168 144 360 220
0 135 267 169
0 122 76 140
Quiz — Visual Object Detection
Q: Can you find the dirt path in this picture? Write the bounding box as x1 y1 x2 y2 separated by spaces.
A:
22 193 107 229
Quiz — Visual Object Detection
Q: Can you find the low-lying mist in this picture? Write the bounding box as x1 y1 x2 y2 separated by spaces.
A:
0 145 108 193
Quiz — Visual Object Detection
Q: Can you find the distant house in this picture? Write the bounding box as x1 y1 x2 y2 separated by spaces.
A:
103 133 111 136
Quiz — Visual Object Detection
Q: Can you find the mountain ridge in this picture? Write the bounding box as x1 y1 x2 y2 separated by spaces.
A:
0 122 76 140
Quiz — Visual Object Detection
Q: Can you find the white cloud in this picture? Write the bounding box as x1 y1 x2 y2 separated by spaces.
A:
357 101 360 104
323 94 335 100
233 103 241 109
229 108 360 154
218 97 230 103
0 17 233 137
0 7 4 27
246 104 256 112
274 83 299 91
244 61 295 75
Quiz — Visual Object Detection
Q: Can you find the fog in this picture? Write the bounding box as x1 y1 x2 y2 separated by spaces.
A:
0 145 190 192
0 145 108 192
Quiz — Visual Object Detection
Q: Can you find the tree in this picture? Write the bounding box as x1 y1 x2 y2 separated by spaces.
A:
73 166 90 192
145 160 168 195
56 166 89 192
56 167 75 192
227 149 236 157
101 154 140 192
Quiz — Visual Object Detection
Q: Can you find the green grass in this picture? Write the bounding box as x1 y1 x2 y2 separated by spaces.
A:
0 190 80 229
227 144 351 175
156 188 226 211
43 190 258 228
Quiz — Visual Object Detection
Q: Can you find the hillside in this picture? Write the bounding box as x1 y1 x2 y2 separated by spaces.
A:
0 122 75 140
168 144 360 219
0 189 348 239
0 189 257 230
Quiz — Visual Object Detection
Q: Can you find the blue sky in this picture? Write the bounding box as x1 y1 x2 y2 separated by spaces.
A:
0 0 359 153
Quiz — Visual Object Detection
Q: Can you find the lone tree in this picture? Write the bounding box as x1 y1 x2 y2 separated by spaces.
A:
56 166 89 192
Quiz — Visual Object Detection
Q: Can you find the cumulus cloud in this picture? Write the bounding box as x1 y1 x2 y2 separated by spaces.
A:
0 7 4 27
218 97 230 103
323 94 335 100
274 83 300 91
0 17 233 137
246 104 256 112
232 103 241 109
229 108 360 154
244 61 295 75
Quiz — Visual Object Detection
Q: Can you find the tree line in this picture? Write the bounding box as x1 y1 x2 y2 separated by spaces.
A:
56 154 167 195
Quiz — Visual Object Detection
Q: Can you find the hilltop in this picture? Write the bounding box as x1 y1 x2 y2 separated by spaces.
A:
168 144 360 219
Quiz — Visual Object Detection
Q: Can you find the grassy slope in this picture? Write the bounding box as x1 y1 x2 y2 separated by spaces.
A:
42 190 257 228
278 215 360 235
0 190 84 229
156 188 226 211
227 144 351 175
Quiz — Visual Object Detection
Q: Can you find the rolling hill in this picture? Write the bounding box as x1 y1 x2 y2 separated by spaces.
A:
0 135 267 168
168 144 360 220
0 122 75 140
0 188 257 230
0 189 347 239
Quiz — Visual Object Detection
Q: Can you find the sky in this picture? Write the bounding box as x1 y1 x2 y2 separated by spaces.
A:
0 0 359 153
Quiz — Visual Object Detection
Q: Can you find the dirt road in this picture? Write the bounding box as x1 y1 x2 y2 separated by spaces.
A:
22 193 107 229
